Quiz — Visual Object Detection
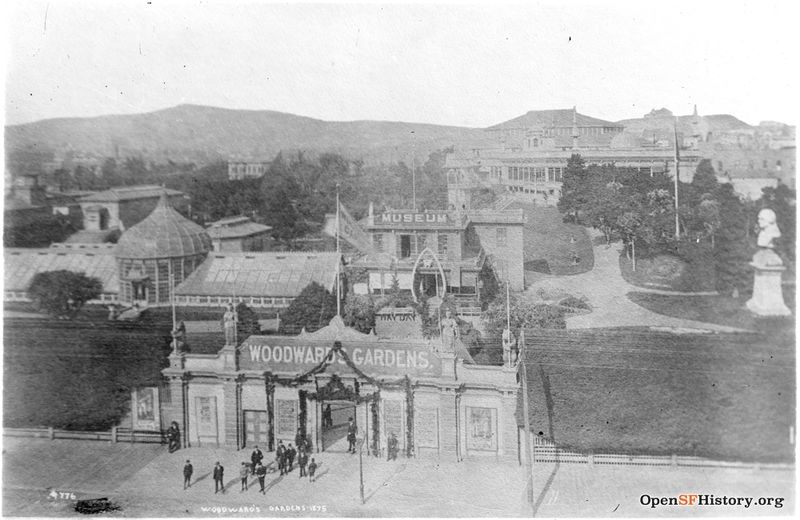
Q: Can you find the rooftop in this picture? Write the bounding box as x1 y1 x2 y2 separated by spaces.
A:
488 109 621 131
79 185 185 203
115 192 211 259
206 216 272 239
4 248 119 294
175 251 341 298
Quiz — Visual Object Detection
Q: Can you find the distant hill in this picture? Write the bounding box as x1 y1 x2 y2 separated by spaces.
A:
4 104 486 165
617 112 754 135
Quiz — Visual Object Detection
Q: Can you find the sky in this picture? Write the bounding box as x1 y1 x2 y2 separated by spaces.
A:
4 0 799 128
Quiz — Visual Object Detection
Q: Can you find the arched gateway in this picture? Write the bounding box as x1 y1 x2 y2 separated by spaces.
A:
162 316 519 461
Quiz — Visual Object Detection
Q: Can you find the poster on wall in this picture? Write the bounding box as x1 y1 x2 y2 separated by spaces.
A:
383 400 404 437
415 407 439 448
467 407 496 451
131 387 160 431
195 396 218 444
276 399 297 438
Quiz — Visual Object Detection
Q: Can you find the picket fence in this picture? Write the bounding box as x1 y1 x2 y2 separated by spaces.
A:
4 426 164 444
530 436 793 471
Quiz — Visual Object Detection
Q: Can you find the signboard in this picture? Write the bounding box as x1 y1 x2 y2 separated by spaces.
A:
383 400 403 437
380 212 449 224
132 387 160 432
241 338 441 377
195 396 218 444
276 399 297 438
415 407 439 448
374 307 422 338
467 407 497 451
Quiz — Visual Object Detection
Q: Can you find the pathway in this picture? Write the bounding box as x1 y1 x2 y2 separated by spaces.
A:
526 239 746 332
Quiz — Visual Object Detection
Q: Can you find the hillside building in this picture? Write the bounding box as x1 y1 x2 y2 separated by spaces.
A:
206 216 273 252
78 185 189 232
227 160 270 181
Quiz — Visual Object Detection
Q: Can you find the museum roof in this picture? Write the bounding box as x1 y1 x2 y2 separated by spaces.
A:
175 251 341 298
115 192 212 259
79 185 185 203
4 247 119 294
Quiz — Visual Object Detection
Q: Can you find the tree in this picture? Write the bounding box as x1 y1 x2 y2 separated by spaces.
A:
482 292 565 338
235 302 261 336
558 154 588 223
343 294 376 333
28 270 103 318
278 282 337 334
758 183 796 267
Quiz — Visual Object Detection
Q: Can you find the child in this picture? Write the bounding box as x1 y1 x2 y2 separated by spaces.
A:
308 458 317 482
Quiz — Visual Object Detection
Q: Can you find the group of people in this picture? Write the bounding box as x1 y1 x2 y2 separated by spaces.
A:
182 440 320 495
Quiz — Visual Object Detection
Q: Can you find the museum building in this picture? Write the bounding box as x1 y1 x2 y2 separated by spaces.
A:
161 316 520 461
350 205 525 298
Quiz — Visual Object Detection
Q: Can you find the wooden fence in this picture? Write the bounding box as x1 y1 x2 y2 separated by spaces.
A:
530 436 793 471
4 427 165 444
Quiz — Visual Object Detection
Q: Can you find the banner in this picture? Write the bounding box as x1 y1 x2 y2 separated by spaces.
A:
323 203 374 254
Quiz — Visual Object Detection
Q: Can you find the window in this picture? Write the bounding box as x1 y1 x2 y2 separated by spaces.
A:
533 138 539 147
400 235 412 258
373 234 384 253
417 233 427 252
534 167 546 182
437 234 448 257
496 227 507 247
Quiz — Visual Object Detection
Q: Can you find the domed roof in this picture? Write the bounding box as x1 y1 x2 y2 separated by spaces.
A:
116 192 211 259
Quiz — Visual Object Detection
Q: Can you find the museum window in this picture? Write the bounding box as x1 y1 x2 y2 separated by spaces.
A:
373 233 384 253
437 234 448 258
400 235 412 258
496 227 507 247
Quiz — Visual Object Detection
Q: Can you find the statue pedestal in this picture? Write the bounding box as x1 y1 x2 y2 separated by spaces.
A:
746 263 791 316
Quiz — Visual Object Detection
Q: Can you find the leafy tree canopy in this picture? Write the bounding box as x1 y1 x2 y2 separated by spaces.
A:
278 282 337 334
28 270 103 318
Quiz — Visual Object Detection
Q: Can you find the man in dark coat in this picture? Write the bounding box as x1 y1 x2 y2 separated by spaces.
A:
255 462 267 494
347 417 357 453
250 445 263 474
308 458 318 482
213 462 225 494
276 441 286 475
297 448 308 478
387 432 399 461
286 444 297 472
183 460 193 489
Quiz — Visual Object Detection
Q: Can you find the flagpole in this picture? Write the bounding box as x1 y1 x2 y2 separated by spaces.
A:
506 279 511 330
412 152 416 211
673 117 680 239
170 270 176 331
336 183 341 317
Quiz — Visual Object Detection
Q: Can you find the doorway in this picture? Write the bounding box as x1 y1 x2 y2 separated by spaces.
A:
400 235 412 258
320 400 357 452
243 410 268 448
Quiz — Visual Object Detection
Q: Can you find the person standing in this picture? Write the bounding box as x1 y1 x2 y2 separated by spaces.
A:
255 462 267 494
183 460 193 490
347 417 357 454
276 441 286 475
239 462 249 492
213 462 225 494
286 444 297 472
298 449 308 478
387 432 399 461
250 445 263 475
308 458 317 483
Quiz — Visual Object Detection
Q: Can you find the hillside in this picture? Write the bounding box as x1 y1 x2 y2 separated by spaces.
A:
617 112 753 136
4 104 486 165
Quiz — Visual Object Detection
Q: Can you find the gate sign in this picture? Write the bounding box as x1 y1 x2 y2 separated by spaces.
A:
240 338 441 377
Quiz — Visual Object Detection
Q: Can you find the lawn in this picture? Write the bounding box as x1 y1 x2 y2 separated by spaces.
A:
506 202 594 276
519 327 795 463
619 251 717 292
627 291 795 331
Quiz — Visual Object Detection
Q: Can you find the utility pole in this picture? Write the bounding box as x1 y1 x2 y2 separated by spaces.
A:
519 331 535 510
336 183 341 317
673 117 680 239
358 438 365 504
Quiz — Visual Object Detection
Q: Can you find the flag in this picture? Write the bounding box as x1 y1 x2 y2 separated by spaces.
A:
323 203 374 254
